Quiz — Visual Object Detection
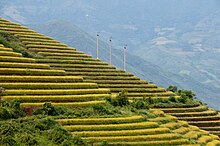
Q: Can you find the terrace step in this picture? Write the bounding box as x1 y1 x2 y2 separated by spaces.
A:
29 48 78 54
196 135 218 144
156 105 208 113
109 88 164 93
127 92 174 97
26 45 75 50
183 130 209 139
92 139 189 146
72 127 170 137
0 82 98 89
37 52 90 57
178 114 220 121
84 76 140 80
173 126 191 135
202 126 220 131
0 68 65 76
0 23 29 29
98 84 162 89
160 121 189 130
45 56 98 61
66 72 133 77
22 41 68 47
36 59 108 65
2 94 110 102
3 88 110 95
15 34 55 40
188 120 220 127
52 67 124 73
20 100 106 107
0 51 22 57
85 79 147 84
206 140 220 146
0 62 50 69
0 56 35 63
19 37 60 43
167 109 217 117
64 121 159 131
208 131 220 137
84 133 181 142
0 27 36 33
48 63 116 69
57 116 145 125
0 47 13 51
0 76 83 83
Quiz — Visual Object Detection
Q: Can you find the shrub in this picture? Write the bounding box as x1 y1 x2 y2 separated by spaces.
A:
0 100 25 120
167 86 177 92
92 104 119 115
33 103 59 116
0 32 33 58
0 116 86 145
145 97 154 104
167 85 196 99
168 96 177 102
0 86 4 95
73 135 87 146
101 140 108 146
107 90 129 107
132 99 149 109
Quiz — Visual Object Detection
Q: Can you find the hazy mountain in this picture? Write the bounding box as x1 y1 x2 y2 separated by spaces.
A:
1 0 220 109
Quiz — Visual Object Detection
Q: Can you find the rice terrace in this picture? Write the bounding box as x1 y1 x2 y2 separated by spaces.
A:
1 1 220 145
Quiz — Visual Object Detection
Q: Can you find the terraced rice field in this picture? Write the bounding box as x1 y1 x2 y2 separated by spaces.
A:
0 18 175 100
154 104 220 137
1 17 220 144
0 44 110 107
56 112 220 145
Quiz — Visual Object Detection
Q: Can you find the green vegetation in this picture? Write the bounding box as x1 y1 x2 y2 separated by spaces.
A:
0 32 33 58
0 100 88 146
106 90 129 107
0 117 87 146
1 18 220 145
0 100 25 120
167 85 196 99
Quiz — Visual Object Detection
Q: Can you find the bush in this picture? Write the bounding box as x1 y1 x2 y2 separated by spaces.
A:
0 100 25 120
92 104 119 115
0 116 86 146
168 96 177 102
48 127 69 144
73 135 87 146
0 32 33 58
107 90 129 107
132 99 149 109
167 86 177 92
0 86 4 95
167 85 196 99
145 97 154 104
33 103 59 116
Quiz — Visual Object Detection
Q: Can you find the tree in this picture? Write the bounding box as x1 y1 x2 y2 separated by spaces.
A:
167 86 196 99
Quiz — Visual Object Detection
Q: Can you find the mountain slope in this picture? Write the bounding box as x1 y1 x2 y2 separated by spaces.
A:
29 20 220 109
3 17 220 140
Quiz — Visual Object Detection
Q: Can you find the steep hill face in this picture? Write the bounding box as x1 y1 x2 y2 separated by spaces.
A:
1 0 220 110
2 18 220 138
29 20 220 109
0 36 110 107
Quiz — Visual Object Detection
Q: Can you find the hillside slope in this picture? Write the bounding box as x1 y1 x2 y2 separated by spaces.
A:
1 0 220 110
1 17 220 145
2 44 217 145
28 20 220 109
